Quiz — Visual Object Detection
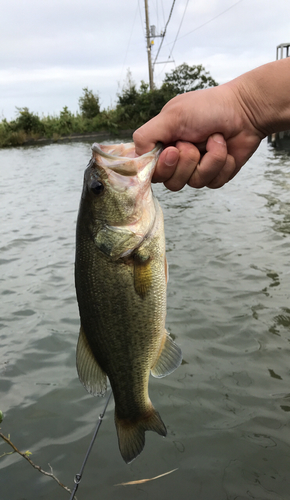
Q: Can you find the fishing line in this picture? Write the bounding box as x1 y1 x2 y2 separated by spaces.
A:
69 389 113 500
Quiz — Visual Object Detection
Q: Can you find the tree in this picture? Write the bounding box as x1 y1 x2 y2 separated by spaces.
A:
130 81 175 123
58 106 74 134
115 69 140 126
79 87 100 119
162 63 218 94
14 107 44 133
117 69 138 107
115 74 168 127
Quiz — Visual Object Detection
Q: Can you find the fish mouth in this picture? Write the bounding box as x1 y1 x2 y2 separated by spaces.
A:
91 142 163 178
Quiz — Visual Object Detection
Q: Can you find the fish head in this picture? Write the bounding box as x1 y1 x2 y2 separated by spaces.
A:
80 142 162 258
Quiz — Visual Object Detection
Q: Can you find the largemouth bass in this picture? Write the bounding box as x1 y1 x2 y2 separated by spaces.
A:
75 142 182 463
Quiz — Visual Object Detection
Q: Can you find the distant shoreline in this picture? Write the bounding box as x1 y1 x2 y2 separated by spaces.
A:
17 129 135 148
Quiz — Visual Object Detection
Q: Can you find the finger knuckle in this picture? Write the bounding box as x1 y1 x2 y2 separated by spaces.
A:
132 129 142 144
164 179 184 192
212 150 227 165
207 177 225 189
188 174 204 189
189 149 200 165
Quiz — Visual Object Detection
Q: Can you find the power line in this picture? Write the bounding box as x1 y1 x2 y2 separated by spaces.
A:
168 0 190 59
154 0 159 34
138 0 145 40
161 0 166 27
120 2 140 83
156 0 244 82
154 0 189 77
172 0 244 43
153 0 176 66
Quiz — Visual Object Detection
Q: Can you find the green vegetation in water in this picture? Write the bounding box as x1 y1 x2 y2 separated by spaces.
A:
0 64 218 148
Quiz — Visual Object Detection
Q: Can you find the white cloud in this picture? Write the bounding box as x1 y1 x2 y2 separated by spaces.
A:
1 0 290 120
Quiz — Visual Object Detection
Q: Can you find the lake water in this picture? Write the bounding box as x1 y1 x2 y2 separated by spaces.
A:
1 138 290 500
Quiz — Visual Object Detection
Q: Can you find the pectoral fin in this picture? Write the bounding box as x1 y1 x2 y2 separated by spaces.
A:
134 250 152 298
76 326 107 396
151 330 182 378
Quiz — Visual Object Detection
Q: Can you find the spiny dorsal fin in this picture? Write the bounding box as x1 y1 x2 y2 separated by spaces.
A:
151 330 182 378
76 326 107 396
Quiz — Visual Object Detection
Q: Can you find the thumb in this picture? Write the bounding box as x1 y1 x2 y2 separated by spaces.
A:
133 121 159 156
133 113 174 155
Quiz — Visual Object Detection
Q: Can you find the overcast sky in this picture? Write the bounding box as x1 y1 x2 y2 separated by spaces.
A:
0 0 289 120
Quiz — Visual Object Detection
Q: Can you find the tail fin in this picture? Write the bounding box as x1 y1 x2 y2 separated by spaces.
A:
115 406 167 464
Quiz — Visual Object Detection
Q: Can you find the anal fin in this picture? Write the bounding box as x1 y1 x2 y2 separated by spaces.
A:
76 326 107 396
151 330 182 378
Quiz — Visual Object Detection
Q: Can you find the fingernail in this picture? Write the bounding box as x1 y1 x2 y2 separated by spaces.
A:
212 133 226 145
165 149 179 166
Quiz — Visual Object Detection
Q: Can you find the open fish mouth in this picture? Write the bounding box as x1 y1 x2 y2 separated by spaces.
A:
91 141 162 159
91 142 163 177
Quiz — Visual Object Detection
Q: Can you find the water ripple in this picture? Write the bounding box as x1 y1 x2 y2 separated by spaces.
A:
1 140 290 499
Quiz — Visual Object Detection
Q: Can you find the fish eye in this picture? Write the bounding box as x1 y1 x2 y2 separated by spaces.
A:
90 180 104 195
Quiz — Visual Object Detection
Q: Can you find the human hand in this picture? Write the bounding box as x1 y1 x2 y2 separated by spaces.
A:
151 134 236 190
133 83 264 190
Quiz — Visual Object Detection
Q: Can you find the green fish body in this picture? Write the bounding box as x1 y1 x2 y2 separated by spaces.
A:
75 142 182 463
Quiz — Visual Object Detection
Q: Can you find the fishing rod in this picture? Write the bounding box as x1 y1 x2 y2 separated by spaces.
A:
69 390 113 500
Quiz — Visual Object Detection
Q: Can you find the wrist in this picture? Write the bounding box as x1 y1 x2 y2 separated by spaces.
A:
228 59 290 137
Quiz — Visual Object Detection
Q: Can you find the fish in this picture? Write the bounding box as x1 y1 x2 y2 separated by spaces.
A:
75 142 182 464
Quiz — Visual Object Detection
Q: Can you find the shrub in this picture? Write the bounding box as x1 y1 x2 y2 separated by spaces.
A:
79 88 100 119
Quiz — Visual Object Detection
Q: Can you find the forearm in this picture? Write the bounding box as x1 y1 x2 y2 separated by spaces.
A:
227 58 290 136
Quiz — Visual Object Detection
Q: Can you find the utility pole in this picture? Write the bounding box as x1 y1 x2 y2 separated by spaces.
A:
144 0 154 90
